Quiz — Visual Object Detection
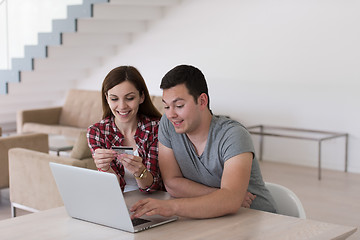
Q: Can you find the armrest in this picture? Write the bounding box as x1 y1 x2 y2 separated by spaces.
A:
0 133 48 189
17 107 62 134
8 148 88 211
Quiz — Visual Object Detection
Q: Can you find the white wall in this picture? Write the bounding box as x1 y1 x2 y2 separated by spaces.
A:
79 0 360 173
0 0 81 69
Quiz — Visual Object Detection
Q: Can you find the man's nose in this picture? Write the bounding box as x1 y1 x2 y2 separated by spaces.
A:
167 107 177 118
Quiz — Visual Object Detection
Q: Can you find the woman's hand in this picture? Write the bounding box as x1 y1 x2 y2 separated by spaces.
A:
118 153 154 189
118 154 145 177
93 148 117 171
241 192 256 208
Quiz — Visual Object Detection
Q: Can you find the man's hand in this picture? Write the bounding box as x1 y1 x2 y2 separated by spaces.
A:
130 198 177 219
242 192 256 208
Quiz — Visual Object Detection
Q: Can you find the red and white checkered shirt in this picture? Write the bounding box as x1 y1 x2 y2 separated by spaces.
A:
87 114 163 192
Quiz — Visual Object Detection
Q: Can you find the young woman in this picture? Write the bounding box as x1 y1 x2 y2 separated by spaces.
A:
87 66 163 192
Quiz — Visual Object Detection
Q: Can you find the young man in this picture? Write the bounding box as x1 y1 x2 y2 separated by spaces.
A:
131 65 277 219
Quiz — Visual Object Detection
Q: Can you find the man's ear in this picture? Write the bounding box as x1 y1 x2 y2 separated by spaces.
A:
198 93 208 109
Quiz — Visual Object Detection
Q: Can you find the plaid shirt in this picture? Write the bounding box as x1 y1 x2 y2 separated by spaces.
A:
87 114 163 192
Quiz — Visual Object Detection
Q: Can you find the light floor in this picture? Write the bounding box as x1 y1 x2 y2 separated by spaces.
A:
0 161 359 239
259 161 360 239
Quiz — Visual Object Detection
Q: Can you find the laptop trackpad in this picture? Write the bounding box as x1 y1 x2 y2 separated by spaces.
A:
132 218 150 226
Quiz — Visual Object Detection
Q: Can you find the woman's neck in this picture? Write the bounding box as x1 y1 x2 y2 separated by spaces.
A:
115 117 138 138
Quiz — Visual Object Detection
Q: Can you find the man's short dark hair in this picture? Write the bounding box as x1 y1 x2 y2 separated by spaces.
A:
160 65 210 109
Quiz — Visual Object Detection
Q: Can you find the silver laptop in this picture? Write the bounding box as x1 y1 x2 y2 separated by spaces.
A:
49 162 178 233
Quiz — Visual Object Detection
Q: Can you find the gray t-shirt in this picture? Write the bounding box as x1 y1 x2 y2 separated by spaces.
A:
159 114 277 213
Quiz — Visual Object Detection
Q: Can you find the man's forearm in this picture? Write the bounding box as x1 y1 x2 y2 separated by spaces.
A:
164 177 217 198
170 188 243 218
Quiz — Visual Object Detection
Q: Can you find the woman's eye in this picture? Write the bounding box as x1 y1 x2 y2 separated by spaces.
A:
176 105 184 108
164 106 170 110
126 97 135 101
110 98 118 101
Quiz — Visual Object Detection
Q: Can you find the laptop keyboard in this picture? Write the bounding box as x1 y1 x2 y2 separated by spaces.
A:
132 218 151 226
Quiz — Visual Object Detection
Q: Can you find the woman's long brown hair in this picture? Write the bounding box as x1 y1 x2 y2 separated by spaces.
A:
101 66 161 119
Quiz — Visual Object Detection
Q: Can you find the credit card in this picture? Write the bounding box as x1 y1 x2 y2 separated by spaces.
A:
112 146 134 155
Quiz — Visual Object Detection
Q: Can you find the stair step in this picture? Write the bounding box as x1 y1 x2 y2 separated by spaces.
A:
109 0 179 6
62 32 131 46
93 4 163 20
47 45 117 58
0 80 8 94
37 32 62 47
77 19 146 33
67 4 92 19
11 58 34 71
24 45 48 59
0 70 20 84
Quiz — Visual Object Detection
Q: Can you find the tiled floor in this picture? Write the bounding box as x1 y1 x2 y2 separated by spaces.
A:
0 161 359 238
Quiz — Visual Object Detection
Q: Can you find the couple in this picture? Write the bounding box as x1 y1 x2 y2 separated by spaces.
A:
87 65 277 220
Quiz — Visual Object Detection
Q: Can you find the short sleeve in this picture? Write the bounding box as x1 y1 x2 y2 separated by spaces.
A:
158 114 172 149
220 123 255 162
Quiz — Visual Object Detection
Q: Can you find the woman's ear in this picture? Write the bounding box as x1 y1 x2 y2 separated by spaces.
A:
140 92 145 104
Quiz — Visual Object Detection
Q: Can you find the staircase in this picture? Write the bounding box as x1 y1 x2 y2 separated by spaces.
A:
0 0 179 133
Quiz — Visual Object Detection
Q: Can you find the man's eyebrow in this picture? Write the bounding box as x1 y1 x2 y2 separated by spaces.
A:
162 98 184 104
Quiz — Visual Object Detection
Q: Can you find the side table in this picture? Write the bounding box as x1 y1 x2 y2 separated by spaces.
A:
48 135 76 156
247 125 348 180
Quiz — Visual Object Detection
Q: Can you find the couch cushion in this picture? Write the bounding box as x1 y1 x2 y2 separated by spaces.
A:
151 95 164 114
59 89 103 129
70 131 92 160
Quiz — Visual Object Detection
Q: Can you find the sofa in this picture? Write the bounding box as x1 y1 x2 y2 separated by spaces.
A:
8 131 96 216
0 133 49 190
17 89 103 138
17 89 164 138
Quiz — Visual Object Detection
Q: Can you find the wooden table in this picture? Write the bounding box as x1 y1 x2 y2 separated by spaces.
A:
0 206 356 240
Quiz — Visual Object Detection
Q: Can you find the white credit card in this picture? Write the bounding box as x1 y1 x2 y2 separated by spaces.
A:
112 146 134 155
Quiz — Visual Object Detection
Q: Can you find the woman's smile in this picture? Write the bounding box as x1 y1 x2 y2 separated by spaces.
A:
117 110 131 117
